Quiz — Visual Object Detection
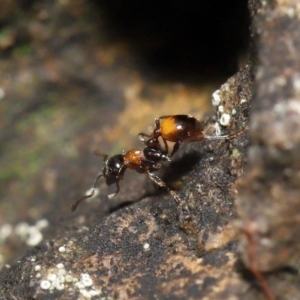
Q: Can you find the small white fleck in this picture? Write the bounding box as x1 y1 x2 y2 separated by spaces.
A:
285 8 294 18
65 275 73 282
80 289 91 298
35 219 49 230
0 224 13 242
289 100 300 114
220 113 231 126
218 105 224 113
75 282 85 289
143 243 150 250
15 222 29 237
58 274 65 283
214 122 222 136
54 282 65 290
30 257 36 262
212 89 221 106
89 290 101 296
260 237 273 247
40 280 51 289
58 246 66 253
195 279 204 285
56 263 64 269
35 265 41 272
240 99 247 104
274 76 286 86
293 74 300 93
81 273 93 287
47 273 57 282
232 108 236 115
26 227 43 246
58 269 66 276
36 273 41 278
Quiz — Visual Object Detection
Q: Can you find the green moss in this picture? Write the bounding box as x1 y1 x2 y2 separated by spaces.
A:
12 44 32 57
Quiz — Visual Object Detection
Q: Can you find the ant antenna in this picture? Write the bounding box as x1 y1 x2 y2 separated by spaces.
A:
108 181 121 199
204 127 247 141
71 173 103 212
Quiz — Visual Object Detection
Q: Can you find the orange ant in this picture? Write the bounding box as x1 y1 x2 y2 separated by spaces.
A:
72 114 245 221
139 114 244 156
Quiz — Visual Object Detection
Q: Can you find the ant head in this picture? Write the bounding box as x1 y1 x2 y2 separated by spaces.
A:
103 154 125 185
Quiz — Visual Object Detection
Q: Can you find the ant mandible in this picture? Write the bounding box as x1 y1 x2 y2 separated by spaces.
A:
72 114 244 219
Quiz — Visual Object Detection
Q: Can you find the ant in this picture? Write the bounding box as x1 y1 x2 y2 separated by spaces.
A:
71 145 185 212
72 114 245 222
139 114 243 156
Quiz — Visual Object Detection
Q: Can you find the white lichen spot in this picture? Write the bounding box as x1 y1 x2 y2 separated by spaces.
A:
274 75 287 86
38 265 101 296
220 113 231 126
0 224 13 242
40 280 51 290
212 89 221 106
58 268 66 276
232 108 236 115
143 243 150 250
54 282 65 290
218 105 224 113
79 288 100 299
195 279 204 285
58 246 66 253
81 273 93 287
14 220 48 247
36 273 41 278
75 282 85 289
240 99 247 104
65 275 73 282
293 74 300 94
47 273 57 282
35 265 41 272
214 122 222 136
15 222 29 236
56 263 64 269
285 8 295 18
26 227 43 246
36 219 49 230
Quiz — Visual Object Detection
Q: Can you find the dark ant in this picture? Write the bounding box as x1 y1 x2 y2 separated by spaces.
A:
72 114 245 222
71 146 184 212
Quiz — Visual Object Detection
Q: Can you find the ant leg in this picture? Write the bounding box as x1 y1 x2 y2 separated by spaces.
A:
147 171 191 222
138 133 152 143
71 173 103 212
161 137 169 154
170 142 181 156
108 164 125 199
108 181 121 199
93 151 108 161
